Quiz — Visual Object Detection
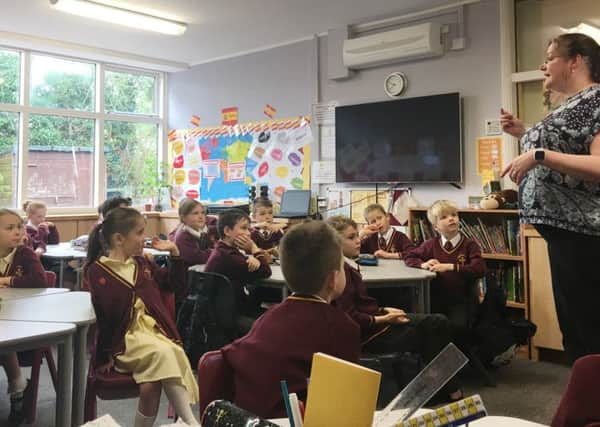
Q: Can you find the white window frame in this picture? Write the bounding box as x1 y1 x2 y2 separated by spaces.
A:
0 47 166 214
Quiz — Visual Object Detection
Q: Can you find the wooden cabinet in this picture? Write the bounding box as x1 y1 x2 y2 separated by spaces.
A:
524 227 563 360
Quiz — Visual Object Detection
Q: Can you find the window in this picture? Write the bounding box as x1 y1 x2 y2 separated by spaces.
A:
1 49 164 211
28 114 95 207
104 121 158 205
105 70 157 115
0 50 19 104
0 112 18 208
29 55 95 111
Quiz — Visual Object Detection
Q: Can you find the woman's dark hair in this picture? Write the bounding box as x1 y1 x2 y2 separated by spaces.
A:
86 207 142 268
552 33 600 83
178 198 204 222
98 196 132 218
217 209 250 239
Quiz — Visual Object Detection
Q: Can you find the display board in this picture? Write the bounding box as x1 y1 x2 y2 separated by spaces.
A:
168 116 312 204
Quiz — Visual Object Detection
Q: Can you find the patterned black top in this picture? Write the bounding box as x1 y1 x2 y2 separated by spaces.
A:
519 85 600 235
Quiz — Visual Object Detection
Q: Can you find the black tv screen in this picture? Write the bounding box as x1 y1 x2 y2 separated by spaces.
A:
335 92 462 183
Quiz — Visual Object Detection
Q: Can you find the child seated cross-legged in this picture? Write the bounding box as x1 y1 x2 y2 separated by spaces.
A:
403 200 487 346
205 208 272 330
359 203 414 259
0 208 48 425
84 207 200 427
250 198 286 261
327 215 463 402
221 221 360 419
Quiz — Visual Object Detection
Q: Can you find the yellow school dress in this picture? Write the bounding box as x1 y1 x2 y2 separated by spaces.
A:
100 256 199 403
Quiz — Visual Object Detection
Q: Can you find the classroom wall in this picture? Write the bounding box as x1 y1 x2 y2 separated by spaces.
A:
168 39 316 129
168 0 502 208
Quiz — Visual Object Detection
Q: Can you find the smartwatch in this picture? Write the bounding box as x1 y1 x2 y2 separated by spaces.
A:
534 149 545 163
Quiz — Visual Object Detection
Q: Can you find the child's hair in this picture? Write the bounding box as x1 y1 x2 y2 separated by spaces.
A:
217 209 250 239
98 196 132 218
363 203 386 219
22 201 47 215
178 198 205 222
280 221 342 295
253 197 273 211
326 215 358 235
86 207 143 268
427 200 459 225
0 208 24 224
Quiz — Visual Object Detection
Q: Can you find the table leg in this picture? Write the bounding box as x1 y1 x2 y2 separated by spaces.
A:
72 324 90 427
58 259 65 288
423 279 431 314
56 334 74 427
281 286 289 300
417 281 425 314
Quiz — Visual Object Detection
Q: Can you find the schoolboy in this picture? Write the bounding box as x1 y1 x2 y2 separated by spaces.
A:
250 198 286 257
221 221 360 418
327 215 462 401
359 204 414 259
204 209 272 320
98 196 132 221
403 200 487 328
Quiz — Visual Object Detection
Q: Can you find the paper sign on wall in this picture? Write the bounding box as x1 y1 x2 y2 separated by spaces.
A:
221 107 239 126
477 137 502 175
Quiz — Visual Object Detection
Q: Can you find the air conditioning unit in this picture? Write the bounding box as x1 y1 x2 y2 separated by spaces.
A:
342 22 443 69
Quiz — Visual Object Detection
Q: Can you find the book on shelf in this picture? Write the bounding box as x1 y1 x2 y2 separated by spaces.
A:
483 262 524 303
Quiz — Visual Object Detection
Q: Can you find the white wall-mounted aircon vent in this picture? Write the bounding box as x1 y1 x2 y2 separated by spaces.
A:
343 22 443 69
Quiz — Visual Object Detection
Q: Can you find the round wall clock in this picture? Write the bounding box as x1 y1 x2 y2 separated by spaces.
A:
384 72 408 98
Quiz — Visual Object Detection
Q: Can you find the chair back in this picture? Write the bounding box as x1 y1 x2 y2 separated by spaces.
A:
45 271 57 288
177 271 236 366
552 355 600 427
197 350 234 417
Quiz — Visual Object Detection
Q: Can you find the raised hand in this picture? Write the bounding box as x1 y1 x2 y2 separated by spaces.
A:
151 237 180 256
500 108 526 139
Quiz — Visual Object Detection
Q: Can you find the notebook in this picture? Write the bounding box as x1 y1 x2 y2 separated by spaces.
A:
274 190 311 218
303 353 381 427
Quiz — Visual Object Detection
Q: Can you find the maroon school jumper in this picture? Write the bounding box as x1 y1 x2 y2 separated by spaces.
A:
25 223 60 252
250 228 283 251
1 246 47 288
360 228 414 258
221 296 360 418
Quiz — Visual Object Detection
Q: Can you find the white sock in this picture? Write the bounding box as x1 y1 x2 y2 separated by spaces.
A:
8 377 27 395
162 379 200 426
134 410 156 427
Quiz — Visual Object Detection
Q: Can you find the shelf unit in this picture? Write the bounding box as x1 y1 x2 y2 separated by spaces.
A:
407 207 529 321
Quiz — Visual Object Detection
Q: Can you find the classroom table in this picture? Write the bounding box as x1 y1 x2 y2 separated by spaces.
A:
0 291 96 427
0 320 76 427
0 287 69 300
42 243 86 288
190 259 435 313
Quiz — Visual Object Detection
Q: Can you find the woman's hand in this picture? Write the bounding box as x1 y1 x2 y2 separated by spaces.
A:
501 150 536 184
0 277 12 288
151 237 180 257
500 108 526 139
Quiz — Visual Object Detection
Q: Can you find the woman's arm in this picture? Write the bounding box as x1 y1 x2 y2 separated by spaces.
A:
503 134 600 183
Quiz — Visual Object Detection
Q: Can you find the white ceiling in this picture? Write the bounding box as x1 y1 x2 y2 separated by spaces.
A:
0 0 463 67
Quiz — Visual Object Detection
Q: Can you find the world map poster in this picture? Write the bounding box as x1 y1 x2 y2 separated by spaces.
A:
168 116 312 204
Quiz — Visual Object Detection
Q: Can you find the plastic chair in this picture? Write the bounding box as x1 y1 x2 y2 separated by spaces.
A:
197 350 234 417
83 288 177 422
18 271 59 424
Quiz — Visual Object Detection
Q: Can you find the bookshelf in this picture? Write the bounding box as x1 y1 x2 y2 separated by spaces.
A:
407 208 529 321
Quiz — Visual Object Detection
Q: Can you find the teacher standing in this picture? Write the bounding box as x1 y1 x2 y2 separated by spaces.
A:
501 33 600 363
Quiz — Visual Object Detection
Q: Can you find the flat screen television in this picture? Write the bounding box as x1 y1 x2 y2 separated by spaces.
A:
335 92 462 183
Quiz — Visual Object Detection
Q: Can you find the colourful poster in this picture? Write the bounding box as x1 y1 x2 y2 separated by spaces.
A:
169 116 312 204
477 137 502 175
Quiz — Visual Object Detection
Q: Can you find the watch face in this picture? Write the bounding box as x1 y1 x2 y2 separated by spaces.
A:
384 72 407 97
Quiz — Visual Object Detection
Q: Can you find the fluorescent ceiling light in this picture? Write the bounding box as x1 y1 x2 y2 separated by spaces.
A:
49 0 187 36
559 23 600 44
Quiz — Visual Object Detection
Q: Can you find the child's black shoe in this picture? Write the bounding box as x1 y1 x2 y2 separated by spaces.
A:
8 380 30 426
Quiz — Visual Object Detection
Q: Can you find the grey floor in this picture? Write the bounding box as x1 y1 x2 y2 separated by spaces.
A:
0 356 570 426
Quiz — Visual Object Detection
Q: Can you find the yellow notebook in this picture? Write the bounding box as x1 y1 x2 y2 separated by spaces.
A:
303 352 381 427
